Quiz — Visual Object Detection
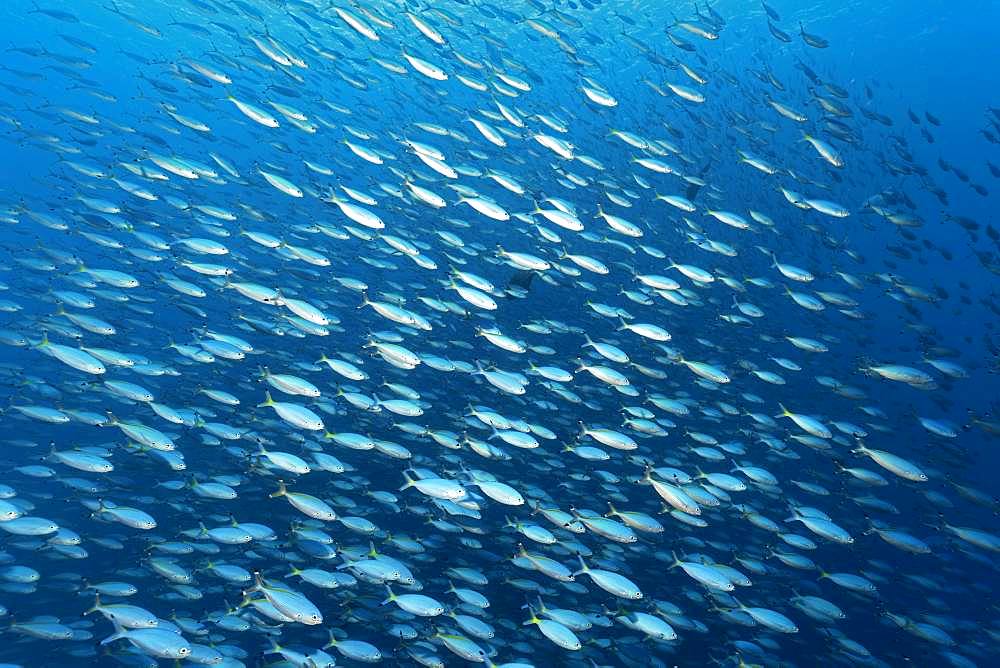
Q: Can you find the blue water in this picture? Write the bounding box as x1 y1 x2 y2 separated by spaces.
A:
0 1 998 666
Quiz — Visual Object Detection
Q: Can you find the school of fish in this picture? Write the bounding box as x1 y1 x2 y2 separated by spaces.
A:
0 0 998 667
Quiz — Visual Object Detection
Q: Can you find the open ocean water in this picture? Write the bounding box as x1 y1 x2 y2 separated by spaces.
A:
0 1 998 666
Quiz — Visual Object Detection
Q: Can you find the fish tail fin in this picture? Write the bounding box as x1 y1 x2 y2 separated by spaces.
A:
100 619 127 646
257 391 274 407
84 593 101 615
638 464 653 485
269 480 287 498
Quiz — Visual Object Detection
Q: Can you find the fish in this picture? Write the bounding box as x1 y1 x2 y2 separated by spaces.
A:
0 2 995 668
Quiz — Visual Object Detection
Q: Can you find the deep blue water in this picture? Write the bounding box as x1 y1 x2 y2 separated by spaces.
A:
0 1 997 667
